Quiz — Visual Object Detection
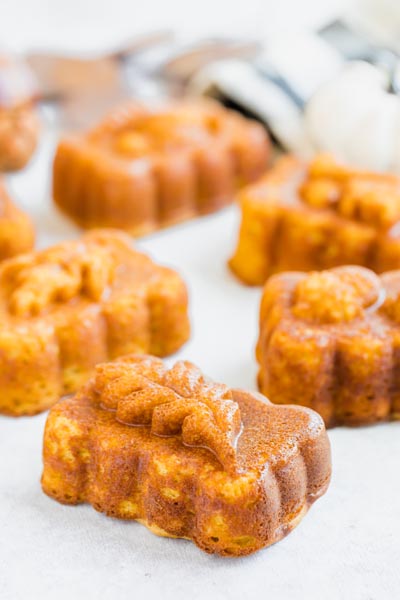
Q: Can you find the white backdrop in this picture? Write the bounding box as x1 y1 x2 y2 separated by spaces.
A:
0 0 342 52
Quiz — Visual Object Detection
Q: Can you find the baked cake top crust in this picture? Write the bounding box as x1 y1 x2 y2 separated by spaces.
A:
6 240 114 317
0 229 180 321
302 155 400 230
291 266 382 325
82 100 265 162
261 154 400 233
260 264 400 332
75 354 328 480
94 356 242 474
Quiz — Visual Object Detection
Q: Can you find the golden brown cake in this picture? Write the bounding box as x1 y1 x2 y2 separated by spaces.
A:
0 179 34 258
42 354 331 557
53 100 270 235
0 55 40 171
257 265 400 427
230 154 400 285
0 230 189 417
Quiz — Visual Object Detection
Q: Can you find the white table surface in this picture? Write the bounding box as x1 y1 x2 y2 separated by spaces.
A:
0 128 399 600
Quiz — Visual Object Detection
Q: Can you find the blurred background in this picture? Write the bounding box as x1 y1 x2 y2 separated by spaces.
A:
0 0 399 52
3 0 400 172
0 0 344 52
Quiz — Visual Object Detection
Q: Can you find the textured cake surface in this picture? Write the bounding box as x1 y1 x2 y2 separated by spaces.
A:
230 154 400 285
0 230 189 416
0 179 34 259
42 354 331 557
53 100 270 235
257 265 400 427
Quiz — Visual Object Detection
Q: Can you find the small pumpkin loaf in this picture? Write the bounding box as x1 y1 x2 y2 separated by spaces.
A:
0 55 40 171
0 179 34 259
230 154 400 285
0 230 189 416
53 100 270 235
257 265 400 427
42 354 331 557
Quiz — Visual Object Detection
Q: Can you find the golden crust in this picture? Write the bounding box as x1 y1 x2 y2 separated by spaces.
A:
0 179 34 259
0 230 190 417
257 265 400 427
229 154 400 285
53 100 270 235
41 354 331 557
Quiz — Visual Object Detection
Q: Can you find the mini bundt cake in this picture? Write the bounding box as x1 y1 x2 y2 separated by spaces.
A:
53 100 270 235
0 179 34 259
42 354 331 557
257 265 400 427
230 154 400 285
0 54 40 171
0 230 189 417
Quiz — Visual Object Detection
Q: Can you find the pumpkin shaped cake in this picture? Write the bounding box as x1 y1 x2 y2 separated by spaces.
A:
230 154 400 285
53 100 270 235
42 354 331 557
0 179 34 259
257 265 400 427
0 230 189 416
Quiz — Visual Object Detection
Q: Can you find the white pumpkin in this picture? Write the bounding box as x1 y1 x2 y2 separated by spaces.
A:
305 61 400 173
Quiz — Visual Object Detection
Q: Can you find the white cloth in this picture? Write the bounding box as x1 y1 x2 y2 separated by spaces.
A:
0 132 399 600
